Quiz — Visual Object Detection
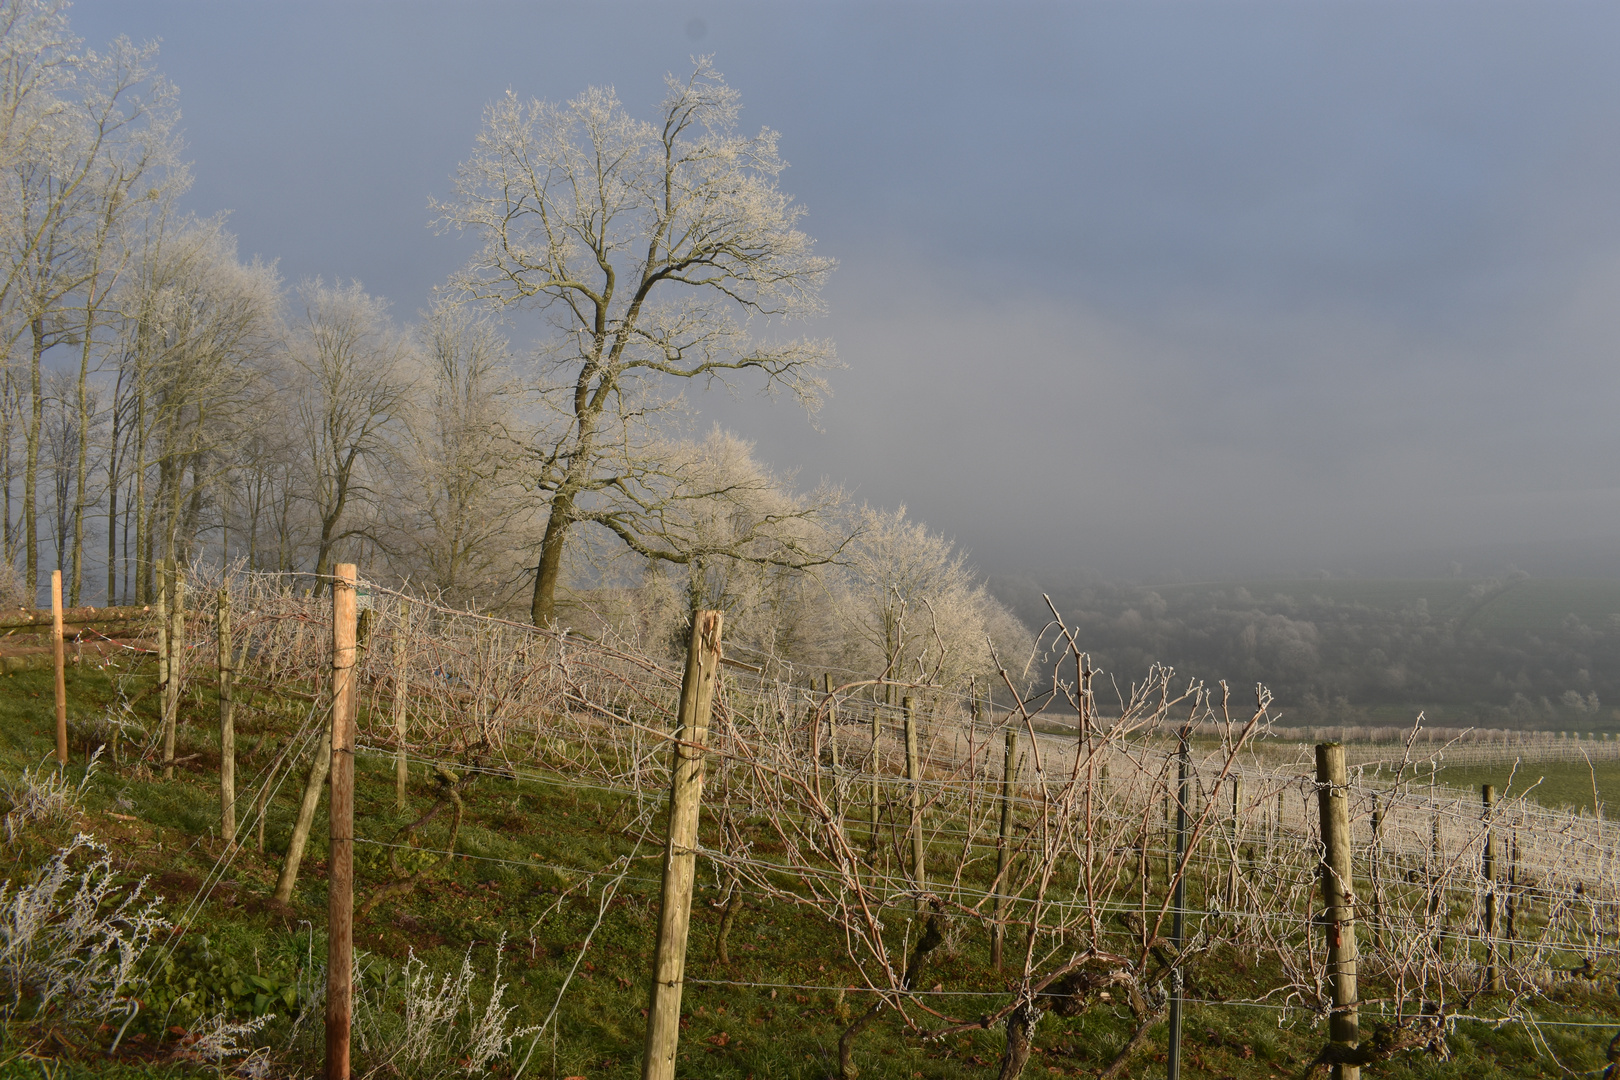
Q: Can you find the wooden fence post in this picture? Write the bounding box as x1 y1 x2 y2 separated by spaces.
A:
642 611 723 1080
1168 726 1190 1080
219 587 235 843
1227 774 1243 909
991 727 1018 969
326 564 359 1080
903 696 925 906
1370 794 1384 954
868 702 882 856
1316 743 1359 1080
394 599 410 811
1506 829 1518 963
162 561 184 780
51 570 66 766
155 563 168 755
824 674 841 821
1430 809 1444 957
1483 784 1503 991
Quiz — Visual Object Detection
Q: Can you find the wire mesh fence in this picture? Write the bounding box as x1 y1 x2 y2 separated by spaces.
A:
95 568 1620 1076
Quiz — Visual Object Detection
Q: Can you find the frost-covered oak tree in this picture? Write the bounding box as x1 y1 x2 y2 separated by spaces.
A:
435 59 836 626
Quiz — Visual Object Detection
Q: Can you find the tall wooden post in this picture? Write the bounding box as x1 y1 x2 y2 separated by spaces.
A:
1369 794 1385 953
1316 743 1359 1080
824 674 840 820
903 696 925 904
325 564 359 1080
51 571 66 766
1167 727 1190 1080
1506 829 1518 963
1227 774 1243 909
1430 809 1444 957
162 561 184 780
218 587 235 843
869 702 882 856
992 727 1018 969
155 563 168 755
393 599 410 811
642 611 723 1080
1482 784 1503 991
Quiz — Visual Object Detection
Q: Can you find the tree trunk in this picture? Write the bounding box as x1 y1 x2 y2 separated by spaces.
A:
530 492 574 627
69 315 93 606
24 317 43 598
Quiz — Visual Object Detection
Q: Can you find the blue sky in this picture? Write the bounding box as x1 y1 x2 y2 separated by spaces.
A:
71 1 1620 581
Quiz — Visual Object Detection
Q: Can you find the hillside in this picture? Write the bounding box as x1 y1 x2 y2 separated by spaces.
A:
993 575 1620 729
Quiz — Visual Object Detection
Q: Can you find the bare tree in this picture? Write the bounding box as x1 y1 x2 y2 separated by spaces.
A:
836 504 1029 701
287 278 413 580
0 30 174 596
436 58 836 626
114 216 278 590
392 301 528 602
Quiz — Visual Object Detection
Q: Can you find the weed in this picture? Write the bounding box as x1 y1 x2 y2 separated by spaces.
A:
0 835 167 1027
1 749 101 842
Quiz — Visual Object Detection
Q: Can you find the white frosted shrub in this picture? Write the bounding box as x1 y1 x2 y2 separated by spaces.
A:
0 833 168 1024
357 935 536 1078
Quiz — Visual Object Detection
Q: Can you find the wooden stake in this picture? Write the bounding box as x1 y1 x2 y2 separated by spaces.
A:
394 599 410 811
1315 743 1359 1080
1168 726 1190 1080
218 587 235 843
51 570 66 766
162 561 183 780
869 701 882 856
903 695 924 906
824 673 840 821
1370 794 1385 954
642 611 723 1080
1483 784 1503 991
991 726 1018 969
1228 774 1243 910
326 563 359 1080
155 562 168 752
1506 829 1518 963
274 728 331 902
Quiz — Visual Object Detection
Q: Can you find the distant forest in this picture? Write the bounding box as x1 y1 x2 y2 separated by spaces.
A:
992 574 1620 731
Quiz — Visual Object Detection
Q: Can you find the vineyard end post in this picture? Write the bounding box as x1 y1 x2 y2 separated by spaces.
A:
218 586 235 843
1316 742 1359 1080
642 610 723 1080
51 570 66 766
992 726 1018 969
325 563 359 1080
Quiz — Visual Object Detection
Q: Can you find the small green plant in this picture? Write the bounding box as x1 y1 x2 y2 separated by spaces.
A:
140 934 303 1033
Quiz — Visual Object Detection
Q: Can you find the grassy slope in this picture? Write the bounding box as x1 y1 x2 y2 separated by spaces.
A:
3 664 1620 1078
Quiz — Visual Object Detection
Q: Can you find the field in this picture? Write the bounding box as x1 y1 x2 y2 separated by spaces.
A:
1005 575 1620 731
1434 758 1620 815
7 578 1620 1080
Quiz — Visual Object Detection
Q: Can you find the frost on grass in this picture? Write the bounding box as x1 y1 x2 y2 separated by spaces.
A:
173 1011 275 1071
356 934 537 1078
2 746 101 841
0 833 168 1024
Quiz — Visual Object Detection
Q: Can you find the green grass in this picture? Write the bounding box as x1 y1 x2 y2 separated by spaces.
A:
3 662 1620 1078
1433 758 1620 815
